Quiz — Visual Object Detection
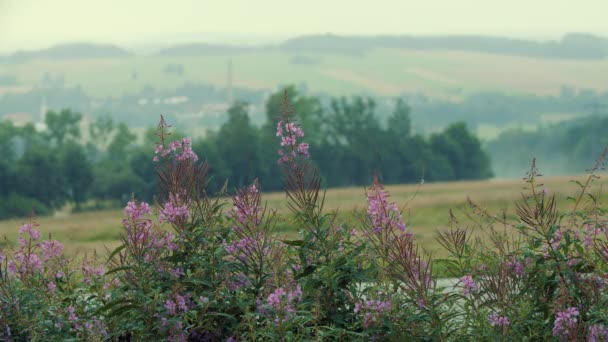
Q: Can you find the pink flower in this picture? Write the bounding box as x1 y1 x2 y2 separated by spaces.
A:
159 193 190 224
461 275 478 296
276 116 310 164
488 313 510 327
176 294 188 313
165 299 177 316
67 306 78 321
48 281 56 294
553 307 579 339
41 240 63 261
19 223 40 240
366 181 406 234
354 298 392 328
154 137 198 162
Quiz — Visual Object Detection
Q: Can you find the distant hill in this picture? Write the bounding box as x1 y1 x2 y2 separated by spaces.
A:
280 33 608 59
0 43 132 63
156 43 269 56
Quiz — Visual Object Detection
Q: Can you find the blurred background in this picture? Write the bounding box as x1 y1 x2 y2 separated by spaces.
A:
1 0 608 222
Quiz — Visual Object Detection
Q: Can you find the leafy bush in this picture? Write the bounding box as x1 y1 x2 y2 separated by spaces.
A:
1 95 608 341
0 194 51 220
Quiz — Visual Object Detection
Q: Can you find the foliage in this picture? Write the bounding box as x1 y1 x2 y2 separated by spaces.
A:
0 87 493 219
2 94 608 340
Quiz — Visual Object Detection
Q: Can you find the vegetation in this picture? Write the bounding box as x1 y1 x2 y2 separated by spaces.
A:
0 86 493 220
3 42 608 102
487 115 608 178
1 99 608 340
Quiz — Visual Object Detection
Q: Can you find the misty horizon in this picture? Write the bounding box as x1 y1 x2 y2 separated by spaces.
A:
2 0 608 53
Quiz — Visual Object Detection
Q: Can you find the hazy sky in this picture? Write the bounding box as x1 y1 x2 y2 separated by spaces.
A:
1 0 607 52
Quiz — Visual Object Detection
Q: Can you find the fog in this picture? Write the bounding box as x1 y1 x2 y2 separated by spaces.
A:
2 0 608 52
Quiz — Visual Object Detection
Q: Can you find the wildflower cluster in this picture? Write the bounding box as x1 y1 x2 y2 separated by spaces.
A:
553 307 579 340
488 313 510 327
121 200 178 264
159 192 190 224
354 298 392 329
259 285 303 323
6 222 63 278
154 137 198 162
366 180 406 234
461 275 478 296
276 119 309 164
4 106 608 341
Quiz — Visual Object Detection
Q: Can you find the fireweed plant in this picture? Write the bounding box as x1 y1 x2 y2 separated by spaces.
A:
1 93 608 340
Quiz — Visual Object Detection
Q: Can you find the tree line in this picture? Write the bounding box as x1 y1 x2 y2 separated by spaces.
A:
0 86 493 219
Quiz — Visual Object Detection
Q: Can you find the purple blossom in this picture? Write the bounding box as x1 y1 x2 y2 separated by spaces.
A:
48 281 56 294
83 319 108 337
461 275 478 296
228 182 262 229
267 287 286 308
41 240 63 261
176 294 189 312
67 306 78 321
9 252 42 274
19 223 40 240
588 324 608 342
159 192 190 224
366 181 407 234
228 272 251 291
82 264 105 284
488 313 510 327
354 298 392 328
297 143 309 157
165 299 177 316
505 258 524 276
276 117 309 164
154 137 198 162
553 307 579 340
260 285 303 322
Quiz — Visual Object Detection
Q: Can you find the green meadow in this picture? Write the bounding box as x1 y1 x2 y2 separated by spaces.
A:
3 48 608 99
2 174 605 257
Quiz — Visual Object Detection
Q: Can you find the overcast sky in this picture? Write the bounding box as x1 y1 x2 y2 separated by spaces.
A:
1 0 607 52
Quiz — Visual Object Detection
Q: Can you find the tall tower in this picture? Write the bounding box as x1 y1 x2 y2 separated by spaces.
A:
227 59 233 105
40 96 48 123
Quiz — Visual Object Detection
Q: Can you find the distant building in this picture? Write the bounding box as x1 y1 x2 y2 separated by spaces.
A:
2 112 33 126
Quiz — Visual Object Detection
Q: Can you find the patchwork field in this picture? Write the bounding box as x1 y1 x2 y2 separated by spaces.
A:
2 48 608 99
1 173 606 257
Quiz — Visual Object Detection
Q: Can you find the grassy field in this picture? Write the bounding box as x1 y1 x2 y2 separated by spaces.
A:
2 173 606 258
2 48 608 99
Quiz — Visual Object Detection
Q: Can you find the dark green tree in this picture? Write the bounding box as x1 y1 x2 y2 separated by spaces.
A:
216 101 259 189
44 109 82 146
59 142 94 208
15 145 68 209
430 122 493 180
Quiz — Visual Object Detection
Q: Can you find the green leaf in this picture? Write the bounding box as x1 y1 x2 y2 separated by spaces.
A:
295 265 317 279
106 265 131 275
107 244 126 262
281 239 305 247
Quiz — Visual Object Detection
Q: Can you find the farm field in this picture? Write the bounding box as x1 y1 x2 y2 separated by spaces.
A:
3 48 608 99
1 173 605 257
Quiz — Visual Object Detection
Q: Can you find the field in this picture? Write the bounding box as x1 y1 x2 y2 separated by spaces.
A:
2 173 606 257
3 48 608 99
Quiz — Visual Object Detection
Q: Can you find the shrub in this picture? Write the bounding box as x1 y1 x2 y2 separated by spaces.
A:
1 94 608 341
